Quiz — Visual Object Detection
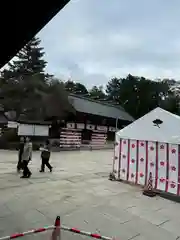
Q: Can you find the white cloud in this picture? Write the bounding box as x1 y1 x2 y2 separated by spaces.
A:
38 0 180 87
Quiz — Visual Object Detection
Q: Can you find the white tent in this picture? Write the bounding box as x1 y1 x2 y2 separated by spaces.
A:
116 107 180 144
113 107 180 196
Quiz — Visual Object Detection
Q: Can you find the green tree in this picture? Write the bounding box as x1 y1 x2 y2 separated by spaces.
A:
88 85 106 100
106 77 121 102
2 37 47 80
0 37 50 119
44 79 75 120
106 74 170 119
64 80 88 95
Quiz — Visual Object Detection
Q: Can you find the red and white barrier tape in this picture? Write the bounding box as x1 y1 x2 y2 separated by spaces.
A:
0 225 113 240
61 225 112 240
0 226 55 240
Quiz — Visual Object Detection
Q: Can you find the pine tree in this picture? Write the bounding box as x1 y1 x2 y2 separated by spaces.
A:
0 37 50 119
2 37 47 80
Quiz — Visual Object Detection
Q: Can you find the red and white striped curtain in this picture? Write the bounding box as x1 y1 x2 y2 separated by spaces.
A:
91 132 107 147
60 129 81 148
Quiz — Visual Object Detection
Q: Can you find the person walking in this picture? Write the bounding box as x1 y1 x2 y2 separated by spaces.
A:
39 139 52 172
17 137 24 172
21 137 32 178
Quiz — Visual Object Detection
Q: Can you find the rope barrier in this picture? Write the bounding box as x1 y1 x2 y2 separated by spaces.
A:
0 216 114 240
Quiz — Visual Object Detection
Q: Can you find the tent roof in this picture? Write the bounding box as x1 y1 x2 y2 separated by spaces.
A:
116 107 180 144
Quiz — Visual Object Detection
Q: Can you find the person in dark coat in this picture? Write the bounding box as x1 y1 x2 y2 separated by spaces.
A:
21 137 32 178
17 137 24 172
39 140 53 172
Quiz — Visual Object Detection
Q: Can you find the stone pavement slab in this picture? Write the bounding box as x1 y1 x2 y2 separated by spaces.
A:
160 220 180 237
124 217 177 240
63 208 139 240
0 150 179 240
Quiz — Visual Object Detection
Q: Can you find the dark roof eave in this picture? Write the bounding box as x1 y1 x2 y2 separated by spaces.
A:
75 110 133 121
68 94 134 122
17 120 51 125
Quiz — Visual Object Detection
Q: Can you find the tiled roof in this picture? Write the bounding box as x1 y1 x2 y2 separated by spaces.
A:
68 94 134 122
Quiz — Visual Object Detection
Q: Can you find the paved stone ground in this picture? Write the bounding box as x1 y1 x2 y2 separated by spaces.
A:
0 150 180 240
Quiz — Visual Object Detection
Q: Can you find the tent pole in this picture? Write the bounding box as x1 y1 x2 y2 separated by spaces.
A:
112 118 118 173
115 118 118 131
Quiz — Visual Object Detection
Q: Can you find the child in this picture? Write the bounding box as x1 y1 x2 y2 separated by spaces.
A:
39 140 53 172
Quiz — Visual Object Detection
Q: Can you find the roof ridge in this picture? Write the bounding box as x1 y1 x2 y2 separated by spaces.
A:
68 93 124 110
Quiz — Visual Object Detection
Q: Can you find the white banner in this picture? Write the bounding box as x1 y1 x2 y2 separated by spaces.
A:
18 124 49 136
66 123 75 129
77 123 85 129
96 125 108 132
18 124 34 136
109 126 116 132
8 121 18 129
34 125 49 136
86 124 95 130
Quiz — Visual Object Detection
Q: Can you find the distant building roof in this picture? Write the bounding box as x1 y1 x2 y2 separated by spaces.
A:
68 94 134 122
0 113 7 124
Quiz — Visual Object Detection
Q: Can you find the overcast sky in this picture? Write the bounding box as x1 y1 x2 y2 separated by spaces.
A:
38 0 180 88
